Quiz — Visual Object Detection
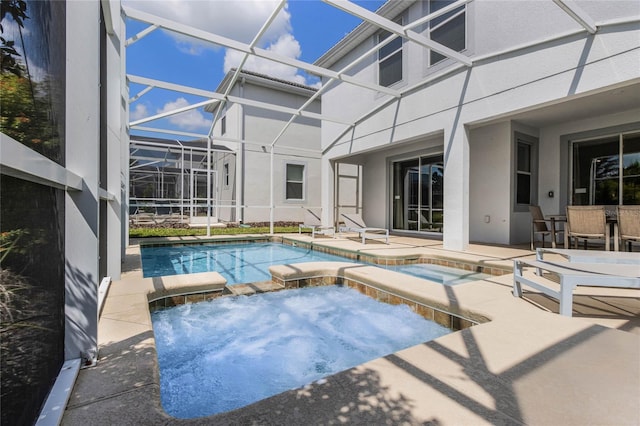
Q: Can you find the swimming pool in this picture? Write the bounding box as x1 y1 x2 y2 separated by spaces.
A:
140 242 354 283
152 285 452 419
388 263 489 286
141 241 490 287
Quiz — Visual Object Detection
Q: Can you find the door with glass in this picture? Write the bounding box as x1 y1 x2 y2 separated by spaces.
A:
392 155 444 232
572 132 640 206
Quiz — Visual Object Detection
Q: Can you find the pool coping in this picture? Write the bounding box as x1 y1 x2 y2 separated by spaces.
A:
62 235 640 425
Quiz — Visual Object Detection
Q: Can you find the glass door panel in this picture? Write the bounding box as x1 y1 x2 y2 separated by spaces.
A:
392 155 444 233
572 132 640 207
572 136 618 205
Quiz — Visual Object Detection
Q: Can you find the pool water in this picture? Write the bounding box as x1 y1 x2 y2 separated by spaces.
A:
152 285 452 419
388 264 489 286
140 242 354 283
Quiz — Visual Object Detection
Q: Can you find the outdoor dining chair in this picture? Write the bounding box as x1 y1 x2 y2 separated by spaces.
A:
529 205 563 250
617 205 640 252
565 205 609 251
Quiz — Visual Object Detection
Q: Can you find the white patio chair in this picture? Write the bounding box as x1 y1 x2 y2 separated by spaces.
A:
339 213 389 244
298 208 334 238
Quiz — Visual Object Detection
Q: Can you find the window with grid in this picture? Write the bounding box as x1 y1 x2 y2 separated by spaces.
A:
285 163 305 200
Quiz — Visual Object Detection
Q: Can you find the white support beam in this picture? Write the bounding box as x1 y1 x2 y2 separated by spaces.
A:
128 85 153 103
123 5 400 97
322 0 472 67
225 93 352 125
129 98 219 127
127 74 352 125
131 126 321 155
207 0 286 137
1 133 83 190
130 126 209 139
128 74 219 98
553 0 598 34
125 24 159 46
100 0 115 35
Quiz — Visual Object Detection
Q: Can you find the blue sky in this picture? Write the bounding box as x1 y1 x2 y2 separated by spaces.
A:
125 0 386 138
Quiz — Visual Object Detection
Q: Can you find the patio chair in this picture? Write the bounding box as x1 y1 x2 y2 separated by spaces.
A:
529 205 563 250
299 208 335 238
617 205 640 252
565 205 609 250
513 258 640 316
339 213 389 244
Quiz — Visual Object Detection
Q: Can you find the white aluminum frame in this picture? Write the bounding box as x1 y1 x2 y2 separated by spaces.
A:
122 0 606 237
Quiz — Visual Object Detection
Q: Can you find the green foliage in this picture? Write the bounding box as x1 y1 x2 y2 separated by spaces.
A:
1 0 28 76
130 226 300 238
0 72 62 157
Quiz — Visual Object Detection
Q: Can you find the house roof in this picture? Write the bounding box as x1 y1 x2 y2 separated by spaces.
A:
216 68 319 94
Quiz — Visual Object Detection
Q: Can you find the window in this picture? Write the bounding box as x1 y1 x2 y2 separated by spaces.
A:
429 0 466 66
0 1 67 423
223 162 230 187
514 134 538 210
378 17 403 87
221 116 226 135
285 163 305 200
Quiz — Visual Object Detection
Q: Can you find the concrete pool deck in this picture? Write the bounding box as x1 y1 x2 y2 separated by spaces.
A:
62 234 640 425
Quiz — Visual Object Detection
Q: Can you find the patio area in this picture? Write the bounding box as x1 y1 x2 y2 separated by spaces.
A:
61 234 639 425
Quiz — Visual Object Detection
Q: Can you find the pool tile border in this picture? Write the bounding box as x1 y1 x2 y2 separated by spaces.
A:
281 238 511 276
272 274 477 331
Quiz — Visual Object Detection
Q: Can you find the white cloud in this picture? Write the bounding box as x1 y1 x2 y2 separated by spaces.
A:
157 97 212 131
124 0 291 46
224 33 306 84
124 0 310 84
130 103 149 121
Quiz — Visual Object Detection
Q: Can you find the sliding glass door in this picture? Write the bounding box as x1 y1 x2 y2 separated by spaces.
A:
572 132 640 206
392 155 444 232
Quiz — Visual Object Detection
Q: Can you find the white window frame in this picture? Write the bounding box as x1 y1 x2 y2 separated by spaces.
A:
284 161 306 202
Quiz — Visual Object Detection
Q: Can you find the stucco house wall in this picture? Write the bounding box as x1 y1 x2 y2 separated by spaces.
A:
209 70 322 223
318 0 640 249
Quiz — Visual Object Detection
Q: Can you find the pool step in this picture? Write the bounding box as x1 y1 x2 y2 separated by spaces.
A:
225 281 285 296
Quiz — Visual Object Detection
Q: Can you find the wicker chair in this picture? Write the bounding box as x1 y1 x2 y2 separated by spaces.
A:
617 205 640 252
529 205 562 250
565 205 609 250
